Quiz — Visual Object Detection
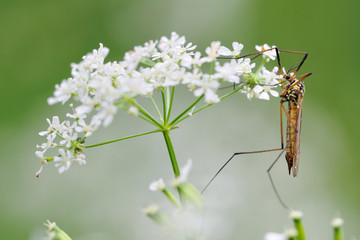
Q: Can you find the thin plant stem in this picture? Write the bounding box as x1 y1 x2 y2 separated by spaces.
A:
254 58 267 79
172 84 244 125
137 114 160 127
209 60 215 75
119 105 159 127
150 96 163 123
166 87 175 124
136 103 163 129
161 90 167 124
169 94 204 126
85 129 162 148
161 130 180 177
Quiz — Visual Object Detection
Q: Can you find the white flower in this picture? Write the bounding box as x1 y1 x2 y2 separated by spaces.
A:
180 51 203 69
203 41 221 62
218 42 243 56
331 217 344 227
259 66 281 85
240 85 259 100
74 153 86 166
172 159 193 187
59 130 78 148
158 32 186 52
193 74 220 103
121 73 154 96
149 178 166 191
75 116 101 137
188 107 195 116
175 42 197 55
95 102 118 127
182 69 202 90
81 43 109 71
179 159 192 182
38 33 284 176
128 106 139 116
35 151 47 178
36 132 57 151
255 44 277 61
47 78 76 105
214 61 240 84
237 58 256 74
290 210 303 219
264 232 286 240
253 84 279 100
53 149 73 174
39 116 65 136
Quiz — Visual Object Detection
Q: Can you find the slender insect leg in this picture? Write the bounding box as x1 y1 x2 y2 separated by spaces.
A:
202 93 287 195
278 50 308 76
201 148 282 194
267 142 291 210
280 72 312 97
289 72 312 88
217 47 279 61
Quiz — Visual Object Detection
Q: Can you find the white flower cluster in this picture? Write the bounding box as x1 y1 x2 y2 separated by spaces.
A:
36 32 282 176
35 116 86 177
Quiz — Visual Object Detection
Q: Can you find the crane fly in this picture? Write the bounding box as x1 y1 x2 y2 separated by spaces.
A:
202 47 312 209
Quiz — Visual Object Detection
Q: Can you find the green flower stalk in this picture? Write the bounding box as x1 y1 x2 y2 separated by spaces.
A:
143 204 172 227
290 210 305 240
285 229 298 240
332 217 344 240
175 182 204 211
44 220 72 240
147 161 204 239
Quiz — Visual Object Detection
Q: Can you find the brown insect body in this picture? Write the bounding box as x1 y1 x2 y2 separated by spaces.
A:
202 48 311 209
281 79 305 177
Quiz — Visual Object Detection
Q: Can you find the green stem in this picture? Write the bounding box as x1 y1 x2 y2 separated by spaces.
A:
334 227 343 240
85 129 162 148
161 90 167 124
119 105 159 127
169 94 204 126
136 103 163 129
162 188 181 208
162 130 180 177
150 96 163 123
254 58 267 80
137 114 160 127
173 84 244 125
166 87 175 124
209 60 215 75
293 218 305 240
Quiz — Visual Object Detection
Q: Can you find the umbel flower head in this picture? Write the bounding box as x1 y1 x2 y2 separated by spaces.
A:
35 32 282 176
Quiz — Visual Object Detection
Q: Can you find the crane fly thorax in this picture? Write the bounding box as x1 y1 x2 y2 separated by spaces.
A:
281 79 305 104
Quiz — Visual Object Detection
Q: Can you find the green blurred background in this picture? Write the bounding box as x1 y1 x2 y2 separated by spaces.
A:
1 0 359 239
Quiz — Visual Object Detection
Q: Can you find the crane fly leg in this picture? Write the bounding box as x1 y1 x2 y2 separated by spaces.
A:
281 102 298 132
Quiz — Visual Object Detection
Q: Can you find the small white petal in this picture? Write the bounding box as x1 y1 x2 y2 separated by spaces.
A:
149 178 165 191
259 92 270 100
218 46 232 56
179 159 192 182
264 232 286 240
253 85 264 93
269 89 279 97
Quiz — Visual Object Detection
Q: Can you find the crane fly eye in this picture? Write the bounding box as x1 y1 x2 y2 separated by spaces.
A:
285 75 291 80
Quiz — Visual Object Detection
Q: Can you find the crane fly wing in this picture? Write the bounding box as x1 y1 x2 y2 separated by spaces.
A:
292 92 304 176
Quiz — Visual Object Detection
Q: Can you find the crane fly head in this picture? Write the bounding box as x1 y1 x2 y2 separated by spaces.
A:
282 73 293 83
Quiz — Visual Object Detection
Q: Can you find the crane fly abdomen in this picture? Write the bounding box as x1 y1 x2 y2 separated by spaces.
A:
282 79 305 177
